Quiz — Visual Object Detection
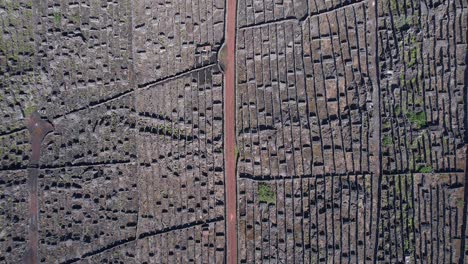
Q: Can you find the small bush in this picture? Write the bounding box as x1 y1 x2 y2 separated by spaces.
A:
258 183 276 205
54 12 62 24
382 136 392 147
418 166 433 174
407 111 426 129
24 105 37 117
394 105 401 116
407 47 419 67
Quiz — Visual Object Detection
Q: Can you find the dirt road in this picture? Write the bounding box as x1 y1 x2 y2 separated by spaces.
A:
224 0 237 261
25 112 53 264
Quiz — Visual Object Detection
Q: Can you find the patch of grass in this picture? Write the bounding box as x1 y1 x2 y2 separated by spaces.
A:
235 146 239 161
408 217 414 231
418 165 433 174
6 0 20 11
408 156 415 171
363 175 372 193
405 202 413 210
109 112 120 131
414 96 424 107
442 137 449 148
394 105 401 116
7 53 19 62
390 0 410 13
53 12 62 24
407 111 426 129
404 238 410 254
24 9 33 20
394 177 401 195
456 198 464 209
390 0 398 11
258 183 276 205
410 139 419 150
406 93 413 106
415 153 424 162
397 16 413 31
24 104 37 117
157 124 182 137
383 120 391 130
383 135 392 147
71 13 80 24
407 46 419 68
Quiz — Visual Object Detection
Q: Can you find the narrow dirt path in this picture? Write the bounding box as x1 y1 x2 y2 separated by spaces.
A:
25 112 53 264
224 0 237 261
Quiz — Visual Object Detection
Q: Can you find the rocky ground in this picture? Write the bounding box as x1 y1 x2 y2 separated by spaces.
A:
0 0 225 262
235 0 468 263
0 0 467 263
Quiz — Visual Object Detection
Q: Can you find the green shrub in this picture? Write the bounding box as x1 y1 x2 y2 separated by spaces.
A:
258 183 276 205
407 46 419 67
24 104 37 117
407 111 426 129
418 166 433 173
54 12 61 24
383 136 392 147
394 105 401 116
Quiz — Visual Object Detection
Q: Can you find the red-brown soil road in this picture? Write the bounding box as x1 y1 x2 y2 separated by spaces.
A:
25 112 54 264
224 0 237 261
